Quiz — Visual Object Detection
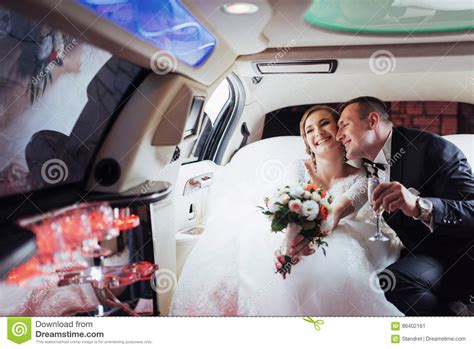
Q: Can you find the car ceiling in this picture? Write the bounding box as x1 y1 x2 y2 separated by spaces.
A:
2 0 473 85
1 0 472 118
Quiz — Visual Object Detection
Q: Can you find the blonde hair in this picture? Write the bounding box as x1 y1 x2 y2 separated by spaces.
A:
299 105 340 169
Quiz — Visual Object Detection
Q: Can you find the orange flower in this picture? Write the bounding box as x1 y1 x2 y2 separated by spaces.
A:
320 190 327 199
305 183 319 192
319 205 329 220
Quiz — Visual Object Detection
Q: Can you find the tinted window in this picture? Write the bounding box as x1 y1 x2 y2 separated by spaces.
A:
0 7 144 197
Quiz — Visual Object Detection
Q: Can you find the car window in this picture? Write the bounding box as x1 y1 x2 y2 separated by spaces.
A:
183 78 231 163
204 78 230 125
0 7 143 198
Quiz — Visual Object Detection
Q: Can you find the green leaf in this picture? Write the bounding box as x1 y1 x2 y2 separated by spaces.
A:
271 219 286 232
288 212 299 221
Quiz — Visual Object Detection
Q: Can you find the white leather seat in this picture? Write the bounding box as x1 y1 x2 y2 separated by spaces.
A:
226 136 309 195
443 134 474 168
231 136 307 167
231 134 473 171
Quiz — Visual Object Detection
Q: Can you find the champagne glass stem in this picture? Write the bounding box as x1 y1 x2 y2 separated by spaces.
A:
376 212 381 235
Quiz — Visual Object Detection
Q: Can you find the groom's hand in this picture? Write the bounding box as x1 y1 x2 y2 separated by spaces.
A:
372 181 420 217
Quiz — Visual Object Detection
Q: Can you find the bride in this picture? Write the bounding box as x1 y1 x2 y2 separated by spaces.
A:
170 105 403 316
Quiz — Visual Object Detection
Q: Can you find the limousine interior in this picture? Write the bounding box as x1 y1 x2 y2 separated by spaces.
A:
0 0 472 316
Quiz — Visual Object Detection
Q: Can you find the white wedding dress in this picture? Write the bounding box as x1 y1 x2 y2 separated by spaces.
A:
170 160 403 316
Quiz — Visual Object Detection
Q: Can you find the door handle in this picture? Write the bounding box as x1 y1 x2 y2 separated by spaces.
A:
183 173 213 195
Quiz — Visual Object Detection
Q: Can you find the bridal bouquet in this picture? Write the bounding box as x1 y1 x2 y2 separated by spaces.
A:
258 182 333 277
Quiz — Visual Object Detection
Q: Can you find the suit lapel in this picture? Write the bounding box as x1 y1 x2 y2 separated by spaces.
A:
389 127 404 183
383 127 405 227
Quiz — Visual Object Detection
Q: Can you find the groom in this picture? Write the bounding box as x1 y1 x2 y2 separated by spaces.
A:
335 96 474 315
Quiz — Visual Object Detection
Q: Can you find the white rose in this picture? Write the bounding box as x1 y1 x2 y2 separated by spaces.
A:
303 191 312 199
320 198 330 207
289 185 304 199
311 192 322 201
268 202 278 213
279 193 290 205
288 199 303 214
302 200 319 221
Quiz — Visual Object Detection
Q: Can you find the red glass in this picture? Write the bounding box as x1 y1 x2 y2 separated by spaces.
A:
122 261 158 280
114 208 140 231
58 261 158 289
58 207 89 251
82 202 117 257
19 214 71 270
6 256 87 287
6 257 55 286
88 203 117 238
13 202 144 287
32 218 58 267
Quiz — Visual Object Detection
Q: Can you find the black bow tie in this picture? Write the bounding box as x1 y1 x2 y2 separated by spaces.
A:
362 158 387 178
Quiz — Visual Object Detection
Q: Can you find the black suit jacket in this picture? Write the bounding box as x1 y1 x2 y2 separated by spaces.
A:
384 127 474 260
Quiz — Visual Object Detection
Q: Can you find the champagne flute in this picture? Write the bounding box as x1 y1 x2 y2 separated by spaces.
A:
82 202 116 257
368 176 389 242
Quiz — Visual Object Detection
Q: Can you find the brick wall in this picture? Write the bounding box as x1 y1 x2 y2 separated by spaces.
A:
263 101 473 139
389 101 470 135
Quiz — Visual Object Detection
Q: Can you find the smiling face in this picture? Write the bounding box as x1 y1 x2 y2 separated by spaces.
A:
335 103 374 160
302 108 341 158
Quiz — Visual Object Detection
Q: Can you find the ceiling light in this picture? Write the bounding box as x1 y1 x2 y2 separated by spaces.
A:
222 3 259 15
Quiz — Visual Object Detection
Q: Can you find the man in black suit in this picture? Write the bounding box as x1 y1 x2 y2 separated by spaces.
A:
336 96 474 315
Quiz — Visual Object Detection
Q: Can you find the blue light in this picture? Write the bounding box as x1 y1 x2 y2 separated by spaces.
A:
77 0 216 67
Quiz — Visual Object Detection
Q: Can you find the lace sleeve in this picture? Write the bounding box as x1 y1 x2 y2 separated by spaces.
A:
343 173 368 211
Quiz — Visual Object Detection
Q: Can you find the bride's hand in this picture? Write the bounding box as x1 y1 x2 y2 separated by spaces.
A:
290 234 316 257
274 249 296 279
274 248 305 279
320 208 341 236
275 235 316 279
